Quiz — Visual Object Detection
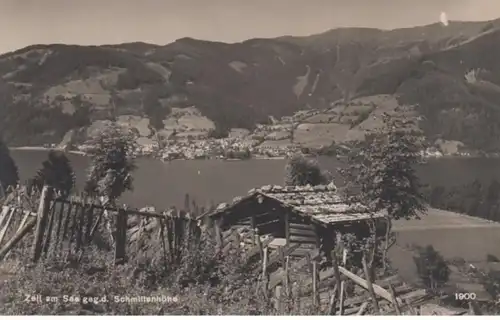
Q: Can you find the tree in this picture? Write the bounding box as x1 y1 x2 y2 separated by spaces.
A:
341 113 428 272
143 90 170 131
208 120 230 139
284 153 328 186
84 123 137 244
0 137 19 197
413 245 450 292
84 123 138 204
30 150 75 197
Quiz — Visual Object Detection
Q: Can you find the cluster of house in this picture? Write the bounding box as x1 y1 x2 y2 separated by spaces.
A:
159 137 257 161
253 144 301 158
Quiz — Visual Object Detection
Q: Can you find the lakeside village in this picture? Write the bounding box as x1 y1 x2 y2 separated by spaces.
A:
67 134 474 161
57 118 309 160
46 126 477 161
43 111 479 160
78 135 303 161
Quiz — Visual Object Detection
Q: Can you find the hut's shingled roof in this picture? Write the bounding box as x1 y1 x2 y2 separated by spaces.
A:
204 183 387 225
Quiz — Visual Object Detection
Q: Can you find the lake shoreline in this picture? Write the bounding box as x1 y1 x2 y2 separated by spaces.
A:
9 146 288 161
10 145 500 161
10 146 86 156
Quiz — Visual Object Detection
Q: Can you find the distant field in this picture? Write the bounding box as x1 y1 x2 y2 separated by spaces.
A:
390 207 500 288
294 123 351 147
392 207 498 231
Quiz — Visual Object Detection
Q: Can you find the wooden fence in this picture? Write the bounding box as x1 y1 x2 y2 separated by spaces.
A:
214 225 442 315
0 185 201 265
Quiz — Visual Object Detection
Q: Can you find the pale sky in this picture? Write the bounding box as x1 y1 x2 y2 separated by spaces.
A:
1 0 499 54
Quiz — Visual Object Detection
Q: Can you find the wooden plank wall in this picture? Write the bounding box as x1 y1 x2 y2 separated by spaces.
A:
287 215 320 259
220 197 286 238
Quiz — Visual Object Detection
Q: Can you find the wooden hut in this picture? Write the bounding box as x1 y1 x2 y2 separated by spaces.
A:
199 183 387 261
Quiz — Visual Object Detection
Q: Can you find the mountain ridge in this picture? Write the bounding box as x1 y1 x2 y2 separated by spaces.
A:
1 18 500 152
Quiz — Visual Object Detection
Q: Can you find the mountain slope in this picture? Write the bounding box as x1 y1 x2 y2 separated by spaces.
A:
1 18 500 151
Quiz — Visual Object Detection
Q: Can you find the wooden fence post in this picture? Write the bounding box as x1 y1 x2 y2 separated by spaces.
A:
256 231 264 261
339 248 347 315
215 218 223 251
275 285 283 314
362 253 380 313
42 203 57 258
262 246 269 298
114 208 127 265
75 203 85 253
312 260 320 307
68 199 79 253
61 202 72 243
31 186 54 263
284 212 290 246
158 216 169 270
330 250 342 313
54 201 66 252
251 216 256 245
285 255 290 297
84 203 95 244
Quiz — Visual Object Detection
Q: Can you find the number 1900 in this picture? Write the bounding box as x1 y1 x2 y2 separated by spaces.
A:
455 292 476 300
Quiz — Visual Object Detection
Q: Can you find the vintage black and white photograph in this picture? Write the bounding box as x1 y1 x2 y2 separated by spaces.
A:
1 0 500 316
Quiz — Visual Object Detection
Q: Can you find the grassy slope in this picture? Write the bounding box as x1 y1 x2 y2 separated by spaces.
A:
390 207 500 291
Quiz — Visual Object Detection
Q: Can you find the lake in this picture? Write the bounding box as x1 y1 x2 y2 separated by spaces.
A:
9 150 500 210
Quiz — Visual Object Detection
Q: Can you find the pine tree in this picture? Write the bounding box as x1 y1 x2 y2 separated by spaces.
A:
413 245 450 291
30 150 75 197
0 136 19 196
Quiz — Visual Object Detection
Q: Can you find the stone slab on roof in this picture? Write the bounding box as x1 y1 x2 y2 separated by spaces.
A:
203 183 386 225
255 183 386 224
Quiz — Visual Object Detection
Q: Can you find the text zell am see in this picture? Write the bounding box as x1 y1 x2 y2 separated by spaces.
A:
24 294 179 304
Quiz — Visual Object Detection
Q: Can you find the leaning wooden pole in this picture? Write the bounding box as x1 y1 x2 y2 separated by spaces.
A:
0 217 37 261
327 283 338 315
388 284 402 315
31 186 54 263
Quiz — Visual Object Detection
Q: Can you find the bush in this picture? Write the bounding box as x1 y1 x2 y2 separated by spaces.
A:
413 245 450 292
84 123 138 202
284 153 328 186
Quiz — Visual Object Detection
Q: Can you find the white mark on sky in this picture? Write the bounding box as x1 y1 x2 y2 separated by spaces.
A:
440 12 449 26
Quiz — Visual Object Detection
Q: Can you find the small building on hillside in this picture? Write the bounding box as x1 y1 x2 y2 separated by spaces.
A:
199 183 387 262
